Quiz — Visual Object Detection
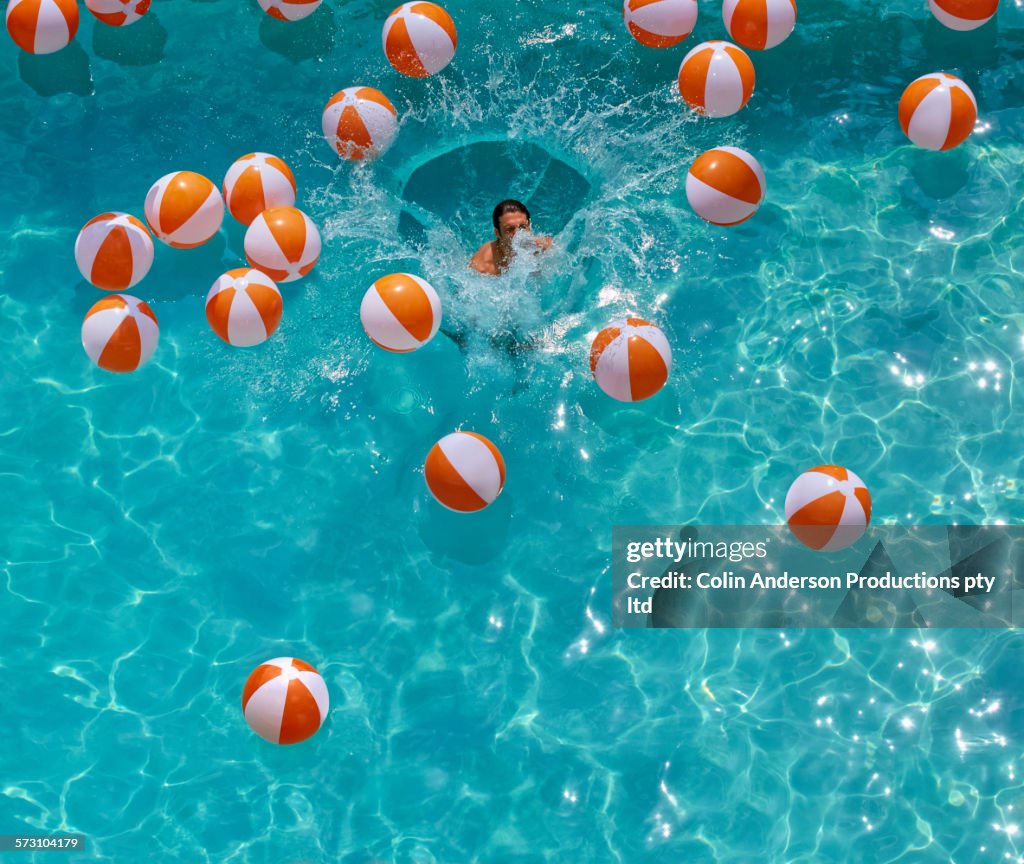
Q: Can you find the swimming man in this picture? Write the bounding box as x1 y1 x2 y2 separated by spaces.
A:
469 199 553 276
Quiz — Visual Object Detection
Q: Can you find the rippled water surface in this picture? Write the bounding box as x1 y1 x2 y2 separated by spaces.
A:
2 0 1023 861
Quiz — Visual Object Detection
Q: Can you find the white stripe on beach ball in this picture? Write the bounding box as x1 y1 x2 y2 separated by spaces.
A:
144 171 225 249
383 2 458 77
685 146 766 226
242 657 329 745
75 212 154 291
928 0 997 30
590 317 672 401
258 0 322 21
424 431 506 512
360 273 442 352
678 40 755 118
206 268 283 348
81 293 159 373
898 73 977 151
623 0 698 48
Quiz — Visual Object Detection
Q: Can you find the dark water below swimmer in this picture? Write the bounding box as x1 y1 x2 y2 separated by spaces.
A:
397 138 593 361
440 230 564 358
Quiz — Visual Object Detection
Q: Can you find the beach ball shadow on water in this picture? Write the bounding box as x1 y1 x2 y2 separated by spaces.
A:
902 147 971 203
258 6 336 63
578 387 683 454
416 491 513 566
18 42 93 97
142 231 232 302
91 13 169 66
921 12 999 68
221 216 248 255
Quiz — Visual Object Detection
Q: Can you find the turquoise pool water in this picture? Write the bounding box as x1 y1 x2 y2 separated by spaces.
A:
2 0 1024 860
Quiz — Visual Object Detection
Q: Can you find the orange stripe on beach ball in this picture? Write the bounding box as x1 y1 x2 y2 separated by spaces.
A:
278 678 322 745
627 333 670 400
242 657 328 745
6 0 78 53
386 17 426 77
898 73 977 151
360 273 442 352
425 431 506 512
99 318 141 373
223 153 297 226
678 40 755 117
244 206 321 283
144 171 224 249
383 2 457 77
96 229 133 288
623 0 698 49
686 146 766 226
206 268 283 347
785 464 871 552
322 87 399 161
85 0 149 26
723 0 796 50
257 0 322 21
426 446 487 511
410 1 456 43
689 149 761 203
945 84 978 149
590 318 672 401
898 76 941 135
241 663 280 708
788 491 846 550
808 464 848 483
589 326 620 374
339 107 373 150
75 212 154 291
929 0 997 30
81 294 159 373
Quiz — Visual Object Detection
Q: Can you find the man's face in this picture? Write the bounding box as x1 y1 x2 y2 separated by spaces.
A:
495 211 530 244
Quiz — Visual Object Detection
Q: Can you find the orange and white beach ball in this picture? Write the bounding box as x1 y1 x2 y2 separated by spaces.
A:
383 2 457 77
257 0 321 22
928 0 997 30
361 273 441 353
206 268 283 347
425 431 506 513
722 0 796 50
590 318 672 402
5 0 78 53
898 73 977 151
678 41 755 118
144 171 224 249
85 0 149 26
242 657 329 746
244 206 321 283
686 147 766 226
75 212 154 292
623 0 698 48
223 153 297 227
785 464 871 552
81 294 159 373
322 87 399 161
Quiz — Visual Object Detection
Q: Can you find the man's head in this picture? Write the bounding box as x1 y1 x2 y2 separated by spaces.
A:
492 199 531 245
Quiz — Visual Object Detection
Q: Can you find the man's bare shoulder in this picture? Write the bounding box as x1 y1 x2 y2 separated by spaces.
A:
469 241 498 275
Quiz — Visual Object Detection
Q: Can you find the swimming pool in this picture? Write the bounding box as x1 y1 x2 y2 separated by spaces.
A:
1 0 1023 860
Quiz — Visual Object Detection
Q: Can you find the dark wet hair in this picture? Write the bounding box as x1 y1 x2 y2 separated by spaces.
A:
492 199 530 230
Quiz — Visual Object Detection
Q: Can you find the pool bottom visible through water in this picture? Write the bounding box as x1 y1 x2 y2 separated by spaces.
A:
1 0 1024 862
